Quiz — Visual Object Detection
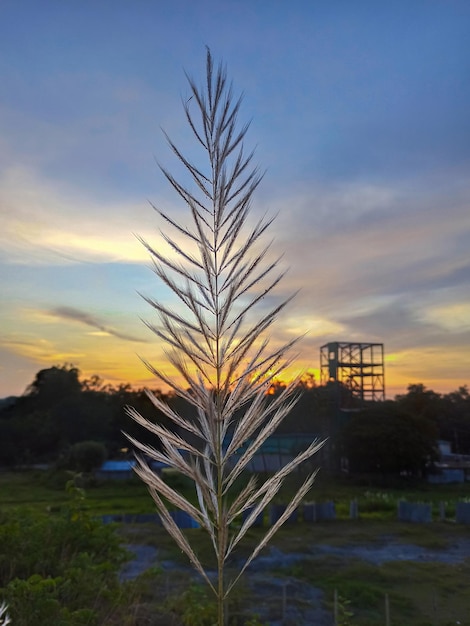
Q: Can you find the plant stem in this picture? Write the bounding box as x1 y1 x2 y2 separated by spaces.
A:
213 142 224 626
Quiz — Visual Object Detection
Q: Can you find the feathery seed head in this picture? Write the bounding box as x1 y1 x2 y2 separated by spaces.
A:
127 48 325 623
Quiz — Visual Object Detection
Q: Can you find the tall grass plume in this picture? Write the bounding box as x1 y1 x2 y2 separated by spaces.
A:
126 48 325 624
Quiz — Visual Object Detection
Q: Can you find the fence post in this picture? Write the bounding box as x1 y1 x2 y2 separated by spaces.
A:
385 593 390 626
334 588 338 626
282 581 288 622
456 501 470 524
439 501 446 522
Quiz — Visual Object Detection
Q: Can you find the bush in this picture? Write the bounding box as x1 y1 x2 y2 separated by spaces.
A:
166 583 217 625
68 440 107 474
0 488 131 625
360 491 397 514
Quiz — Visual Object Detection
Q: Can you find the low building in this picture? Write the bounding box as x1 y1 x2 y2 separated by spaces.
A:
428 440 470 484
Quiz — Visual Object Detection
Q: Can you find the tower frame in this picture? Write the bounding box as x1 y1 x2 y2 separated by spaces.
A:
320 341 385 407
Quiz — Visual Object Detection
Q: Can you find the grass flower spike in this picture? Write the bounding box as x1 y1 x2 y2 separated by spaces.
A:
0 603 11 626
127 48 325 625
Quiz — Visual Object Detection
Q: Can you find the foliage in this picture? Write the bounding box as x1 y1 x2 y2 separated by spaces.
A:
395 383 443 420
1 360 469 469
336 594 354 626
0 487 131 626
166 583 217 626
341 401 438 475
0 365 176 465
126 49 324 624
67 440 107 474
165 581 271 626
360 491 397 516
3 476 470 623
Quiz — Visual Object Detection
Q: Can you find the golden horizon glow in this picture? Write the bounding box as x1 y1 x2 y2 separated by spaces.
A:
3 340 467 400
1 8 469 399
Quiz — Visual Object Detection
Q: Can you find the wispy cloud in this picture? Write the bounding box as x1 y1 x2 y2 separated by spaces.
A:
0 166 180 266
48 306 147 343
272 177 470 308
0 335 86 364
0 1 469 398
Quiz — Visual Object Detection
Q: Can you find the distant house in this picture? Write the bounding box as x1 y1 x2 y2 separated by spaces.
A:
96 460 135 480
428 440 470 484
97 435 322 481
229 433 323 472
97 459 167 480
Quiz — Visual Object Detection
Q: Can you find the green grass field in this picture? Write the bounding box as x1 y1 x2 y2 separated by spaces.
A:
0 469 152 514
2 470 470 624
2 468 470 517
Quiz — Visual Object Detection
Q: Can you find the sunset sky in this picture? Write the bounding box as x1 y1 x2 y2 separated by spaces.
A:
1 1 469 399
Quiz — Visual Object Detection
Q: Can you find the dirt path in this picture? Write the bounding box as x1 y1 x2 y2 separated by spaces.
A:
120 543 334 623
120 537 470 624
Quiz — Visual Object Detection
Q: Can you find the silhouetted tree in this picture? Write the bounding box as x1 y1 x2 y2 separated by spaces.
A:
26 364 82 403
68 440 107 474
341 401 438 476
395 383 443 421
437 385 470 454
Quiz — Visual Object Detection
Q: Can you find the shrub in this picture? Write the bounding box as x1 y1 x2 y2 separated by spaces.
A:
68 440 107 474
0 491 130 625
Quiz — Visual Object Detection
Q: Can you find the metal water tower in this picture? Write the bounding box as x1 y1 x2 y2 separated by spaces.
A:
320 341 385 408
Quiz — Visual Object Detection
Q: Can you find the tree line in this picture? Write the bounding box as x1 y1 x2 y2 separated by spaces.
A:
1 364 469 476
0 364 173 467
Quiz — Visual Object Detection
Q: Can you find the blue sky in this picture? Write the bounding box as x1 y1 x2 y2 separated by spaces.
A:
1 0 469 397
